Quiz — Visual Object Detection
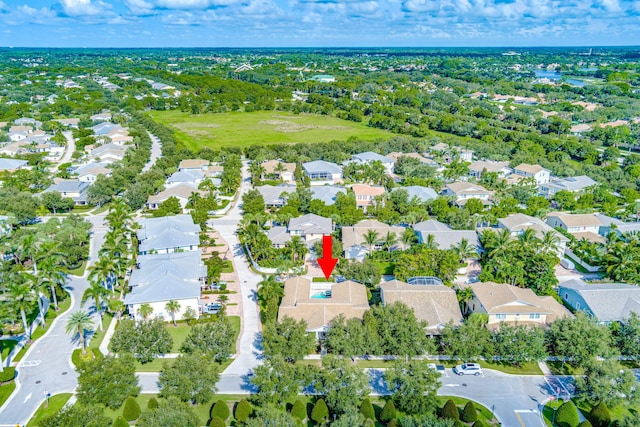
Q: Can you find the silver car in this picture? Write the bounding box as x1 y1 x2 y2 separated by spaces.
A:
453 363 483 376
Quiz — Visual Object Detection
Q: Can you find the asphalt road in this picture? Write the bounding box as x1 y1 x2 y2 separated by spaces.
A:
0 214 108 426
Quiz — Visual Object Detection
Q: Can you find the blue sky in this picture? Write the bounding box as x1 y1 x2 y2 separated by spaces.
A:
1 0 640 47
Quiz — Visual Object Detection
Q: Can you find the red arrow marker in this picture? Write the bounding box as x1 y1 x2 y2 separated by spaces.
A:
317 235 338 280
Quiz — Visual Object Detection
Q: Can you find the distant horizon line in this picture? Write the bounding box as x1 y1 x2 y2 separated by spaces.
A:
1 45 640 50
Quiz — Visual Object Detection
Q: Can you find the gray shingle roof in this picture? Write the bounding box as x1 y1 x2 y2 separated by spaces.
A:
310 186 346 205
289 214 333 235
45 179 90 194
303 160 343 175
130 250 206 288
168 170 205 184
267 226 291 245
412 220 479 250
255 185 296 205
137 215 200 252
558 279 640 322
124 273 200 305
352 151 394 164
392 186 438 203
545 176 597 192
0 158 28 171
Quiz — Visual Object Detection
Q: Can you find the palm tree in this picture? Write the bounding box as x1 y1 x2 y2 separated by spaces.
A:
402 228 417 246
138 303 153 320
88 257 118 296
257 275 284 322
65 311 94 355
287 236 308 264
165 300 181 327
82 279 109 331
199 177 218 199
37 249 67 310
8 281 35 338
453 238 478 264
485 229 514 258
456 286 475 315
423 233 439 250
22 271 48 329
363 229 379 253
517 228 539 251
107 298 125 321
540 231 561 254
382 232 397 252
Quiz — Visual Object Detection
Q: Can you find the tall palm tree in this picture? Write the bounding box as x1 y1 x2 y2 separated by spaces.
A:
7 281 35 338
165 300 181 327
107 298 125 321
65 310 94 355
138 303 153 320
456 286 475 315
486 229 514 258
453 238 478 264
382 232 397 252
22 271 48 329
402 228 417 246
423 233 439 250
287 236 308 264
88 257 118 296
199 178 218 199
517 228 539 251
257 274 284 322
363 229 379 253
540 231 561 254
82 279 109 331
38 256 67 310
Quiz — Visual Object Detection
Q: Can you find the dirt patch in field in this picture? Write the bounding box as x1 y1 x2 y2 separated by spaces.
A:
259 120 350 133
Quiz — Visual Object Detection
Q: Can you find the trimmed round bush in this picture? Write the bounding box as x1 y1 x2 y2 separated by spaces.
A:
388 419 398 427
211 400 230 421
462 401 478 423
209 415 225 427
234 399 253 423
311 398 329 424
380 400 396 423
454 421 465 427
360 397 375 420
112 416 129 427
589 402 611 427
122 396 141 421
0 367 16 383
291 399 306 421
578 421 593 427
442 399 460 421
556 400 580 427
147 397 158 409
363 419 375 427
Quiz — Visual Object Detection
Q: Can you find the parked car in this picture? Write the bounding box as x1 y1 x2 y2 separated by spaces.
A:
453 363 483 376
203 303 221 314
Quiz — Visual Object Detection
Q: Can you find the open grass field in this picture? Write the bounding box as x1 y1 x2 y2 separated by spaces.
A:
149 110 393 151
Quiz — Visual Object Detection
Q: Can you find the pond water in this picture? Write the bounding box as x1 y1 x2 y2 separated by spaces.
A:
534 70 586 87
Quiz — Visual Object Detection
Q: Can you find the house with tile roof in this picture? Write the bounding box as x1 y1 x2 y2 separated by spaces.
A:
178 159 210 172
137 214 200 255
468 160 512 179
278 277 369 339
412 220 479 250
302 160 343 185
392 186 438 203
380 279 463 334
350 151 395 174
467 282 572 328
558 279 640 324
342 219 407 259
261 160 296 182
352 184 386 210
44 179 90 205
497 213 568 254
545 213 604 244
442 182 494 206
513 163 551 185
146 183 206 211
539 175 597 197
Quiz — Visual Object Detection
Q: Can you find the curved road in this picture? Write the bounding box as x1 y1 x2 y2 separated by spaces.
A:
0 214 108 426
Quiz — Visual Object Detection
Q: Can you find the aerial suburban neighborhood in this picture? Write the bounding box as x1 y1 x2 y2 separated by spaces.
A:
0 47 640 427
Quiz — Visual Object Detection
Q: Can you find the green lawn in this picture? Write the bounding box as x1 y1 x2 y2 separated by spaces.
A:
67 261 87 276
373 261 395 275
1 339 18 361
543 399 633 427
0 381 16 408
149 110 393 151
27 393 72 427
167 324 192 353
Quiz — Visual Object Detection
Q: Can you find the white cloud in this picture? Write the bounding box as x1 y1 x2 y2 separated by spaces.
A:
239 0 283 17
60 0 104 16
125 0 155 15
155 0 240 8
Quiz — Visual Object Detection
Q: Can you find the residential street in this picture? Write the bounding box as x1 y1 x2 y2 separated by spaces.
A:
0 214 108 426
142 132 162 173
209 161 263 376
